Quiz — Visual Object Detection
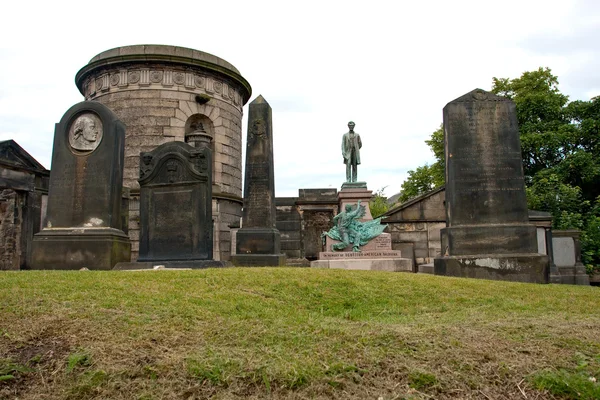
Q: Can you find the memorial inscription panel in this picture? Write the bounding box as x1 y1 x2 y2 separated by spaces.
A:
138 141 212 262
444 90 529 227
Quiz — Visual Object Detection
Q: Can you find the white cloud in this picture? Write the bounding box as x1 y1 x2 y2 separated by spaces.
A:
1 0 599 198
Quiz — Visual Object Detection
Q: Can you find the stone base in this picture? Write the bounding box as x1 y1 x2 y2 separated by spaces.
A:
311 258 412 272
324 232 394 253
30 228 131 270
230 254 287 267
552 264 590 285
337 186 373 221
285 258 311 267
236 227 281 254
441 225 539 255
113 260 231 270
418 263 434 274
341 181 367 190
434 254 549 283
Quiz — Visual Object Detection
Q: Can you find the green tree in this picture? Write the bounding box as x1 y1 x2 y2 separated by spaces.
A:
369 187 390 218
492 69 600 269
399 124 444 202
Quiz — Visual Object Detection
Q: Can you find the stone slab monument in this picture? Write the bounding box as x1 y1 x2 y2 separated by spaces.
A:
434 89 548 283
31 101 130 269
114 127 229 269
231 96 286 266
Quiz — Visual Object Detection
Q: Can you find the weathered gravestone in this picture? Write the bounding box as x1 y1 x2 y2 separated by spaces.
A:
434 89 549 283
136 133 218 266
231 95 286 266
31 101 130 269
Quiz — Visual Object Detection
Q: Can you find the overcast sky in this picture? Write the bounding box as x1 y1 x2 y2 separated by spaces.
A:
1 0 599 197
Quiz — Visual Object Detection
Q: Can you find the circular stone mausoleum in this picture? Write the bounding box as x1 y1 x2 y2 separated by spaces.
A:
75 45 252 261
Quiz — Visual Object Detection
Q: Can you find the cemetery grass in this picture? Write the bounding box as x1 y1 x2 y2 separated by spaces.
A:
1 269 599 400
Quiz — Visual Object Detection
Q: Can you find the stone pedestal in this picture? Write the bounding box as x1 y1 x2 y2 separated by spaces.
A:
337 184 373 221
433 89 548 283
32 228 131 270
31 101 131 270
551 230 590 285
310 197 412 272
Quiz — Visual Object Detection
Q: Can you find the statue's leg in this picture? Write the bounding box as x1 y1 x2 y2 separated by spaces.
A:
351 229 361 252
345 163 351 182
352 164 357 182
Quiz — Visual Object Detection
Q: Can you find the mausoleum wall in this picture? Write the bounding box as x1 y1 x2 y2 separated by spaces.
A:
75 45 251 261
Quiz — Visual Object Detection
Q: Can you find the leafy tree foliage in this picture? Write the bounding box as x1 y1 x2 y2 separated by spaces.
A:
369 187 391 218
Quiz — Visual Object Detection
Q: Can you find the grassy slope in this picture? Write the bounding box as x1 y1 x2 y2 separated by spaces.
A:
0 268 599 399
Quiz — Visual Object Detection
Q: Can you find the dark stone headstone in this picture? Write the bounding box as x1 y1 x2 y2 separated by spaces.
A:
138 140 213 262
434 89 548 283
231 95 286 266
31 101 130 270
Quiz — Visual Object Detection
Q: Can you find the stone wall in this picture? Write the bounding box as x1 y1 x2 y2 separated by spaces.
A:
0 140 50 269
383 187 446 265
275 188 338 262
0 189 20 270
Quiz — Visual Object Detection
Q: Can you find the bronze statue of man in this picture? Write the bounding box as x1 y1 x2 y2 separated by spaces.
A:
341 121 362 182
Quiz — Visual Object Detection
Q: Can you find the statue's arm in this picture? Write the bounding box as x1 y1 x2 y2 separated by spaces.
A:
358 134 362 149
347 200 362 219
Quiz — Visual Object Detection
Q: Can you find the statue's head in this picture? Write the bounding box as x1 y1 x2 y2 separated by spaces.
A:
73 116 98 143
348 121 355 130
345 204 353 211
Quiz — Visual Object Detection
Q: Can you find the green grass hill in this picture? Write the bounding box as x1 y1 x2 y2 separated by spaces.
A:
1 268 599 399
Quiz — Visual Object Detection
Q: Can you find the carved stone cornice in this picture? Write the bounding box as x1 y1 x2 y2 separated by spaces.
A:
75 45 251 109
79 65 245 112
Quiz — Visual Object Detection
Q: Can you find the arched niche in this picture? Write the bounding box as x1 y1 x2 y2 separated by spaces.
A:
185 114 215 185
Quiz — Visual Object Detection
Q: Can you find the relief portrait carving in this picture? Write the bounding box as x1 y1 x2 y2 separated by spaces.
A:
68 113 103 153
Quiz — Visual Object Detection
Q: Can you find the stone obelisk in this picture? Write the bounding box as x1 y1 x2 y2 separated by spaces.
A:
231 95 286 266
434 89 548 283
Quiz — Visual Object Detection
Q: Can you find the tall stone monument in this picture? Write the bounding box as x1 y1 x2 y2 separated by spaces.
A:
231 96 286 266
31 101 130 269
434 89 548 283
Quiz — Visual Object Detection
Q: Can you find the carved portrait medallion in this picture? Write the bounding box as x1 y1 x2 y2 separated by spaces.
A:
250 119 266 140
68 113 103 154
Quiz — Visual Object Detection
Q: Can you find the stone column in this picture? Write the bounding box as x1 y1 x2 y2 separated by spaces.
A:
231 95 286 266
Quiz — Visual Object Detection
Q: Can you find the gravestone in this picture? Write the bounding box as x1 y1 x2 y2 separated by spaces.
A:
138 139 213 262
434 89 548 283
231 95 286 266
31 101 130 269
